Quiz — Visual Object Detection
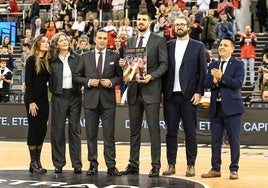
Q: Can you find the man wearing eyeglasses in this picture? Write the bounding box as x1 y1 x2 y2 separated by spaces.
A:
162 16 207 177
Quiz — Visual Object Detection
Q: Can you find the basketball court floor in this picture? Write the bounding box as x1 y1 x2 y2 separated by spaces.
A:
0 140 267 188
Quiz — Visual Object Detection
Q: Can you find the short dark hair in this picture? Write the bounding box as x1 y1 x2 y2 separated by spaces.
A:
138 11 152 21
222 36 235 47
22 43 30 48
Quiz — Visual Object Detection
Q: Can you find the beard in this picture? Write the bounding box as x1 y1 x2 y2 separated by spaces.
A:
175 29 188 38
137 24 148 33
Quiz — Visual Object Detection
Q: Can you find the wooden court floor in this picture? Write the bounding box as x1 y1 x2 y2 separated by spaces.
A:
0 140 267 188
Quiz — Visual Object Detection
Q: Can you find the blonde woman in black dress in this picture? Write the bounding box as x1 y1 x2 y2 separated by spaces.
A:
24 34 51 174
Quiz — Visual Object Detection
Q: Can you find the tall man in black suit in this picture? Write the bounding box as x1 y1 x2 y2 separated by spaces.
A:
201 37 245 180
73 29 123 176
162 16 207 177
120 11 168 177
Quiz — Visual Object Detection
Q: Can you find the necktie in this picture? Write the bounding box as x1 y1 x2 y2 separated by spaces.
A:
138 36 144 47
220 61 226 72
97 52 103 76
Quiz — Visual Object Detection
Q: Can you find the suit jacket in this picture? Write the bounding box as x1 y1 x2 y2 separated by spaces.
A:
162 39 207 100
49 52 82 95
73 49 123 109
204 56 245 117
126 33 168 104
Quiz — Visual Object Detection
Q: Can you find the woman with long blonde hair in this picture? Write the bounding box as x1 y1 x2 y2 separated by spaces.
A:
24 34 50 174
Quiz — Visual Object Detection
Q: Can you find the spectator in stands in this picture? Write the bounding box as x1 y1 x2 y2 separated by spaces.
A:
153 16 166 37
258 52 268 93
70 29 81 51
8 0 19 22
60 14 73 32
217 0 233 15
0 45 14 71
127 0 141 23
51 0 62 18
201 9 218 49
20 29 33 51
52 15 62 30
49 32 82 174
256 0 267 33
76 37 91 54
24 34 50 174
201 36 245 180
84 13 95 36
98 0 113 22
71 14 86 33
145 0 160 20
2 36 14 54
21 43 31 88
217 0 234 22
87 0 98 20
112 0 125 27
182 9 189 17
118 30 128 48
215 13 233 43
103 19 117 49
113 37 124 57
155 3 167 19
167 4 183 18
197 0 210 16
118 18 133 38
174 0 186 11
64 23 72 36
239 25 257 86
87 19 100 47
29 0 40 29
76 0 89 18
61 0 75 20
163 17 175 41
46 21 58 40
32 18 46 39
189 5 203 24
189 14 203 41
42 0 52 12
0 0 10 22
0 58 12 103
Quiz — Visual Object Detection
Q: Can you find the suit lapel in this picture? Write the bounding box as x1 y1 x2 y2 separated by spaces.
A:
180 39 192 67
224 56 234 74
89 50 97 74
103 50 111 74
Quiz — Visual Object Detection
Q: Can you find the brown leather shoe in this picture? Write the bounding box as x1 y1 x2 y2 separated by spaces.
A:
162 165 175 175
229 171 239 180
185 166 195 177
201 169 221 178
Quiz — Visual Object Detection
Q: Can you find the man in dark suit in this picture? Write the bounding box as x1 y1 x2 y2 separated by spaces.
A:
201 36 245 180
73 29 123 176
120 11 168 177
162 16 207 177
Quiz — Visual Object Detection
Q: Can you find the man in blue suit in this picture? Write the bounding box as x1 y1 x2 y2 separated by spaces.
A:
201 37 245 180
162 16 207 177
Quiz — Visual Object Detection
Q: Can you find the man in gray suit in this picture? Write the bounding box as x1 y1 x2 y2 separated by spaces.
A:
120 11 168 177
73 29 123 176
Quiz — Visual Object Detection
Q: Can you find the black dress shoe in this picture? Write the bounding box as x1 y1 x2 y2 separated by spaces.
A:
74 167 82 173
149 167 159 177
54 167 62 173
121 164 139 175
107 167 121 176
86 166 98 175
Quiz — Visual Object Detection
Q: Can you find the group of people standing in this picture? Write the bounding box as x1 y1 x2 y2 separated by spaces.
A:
24 11 245 181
